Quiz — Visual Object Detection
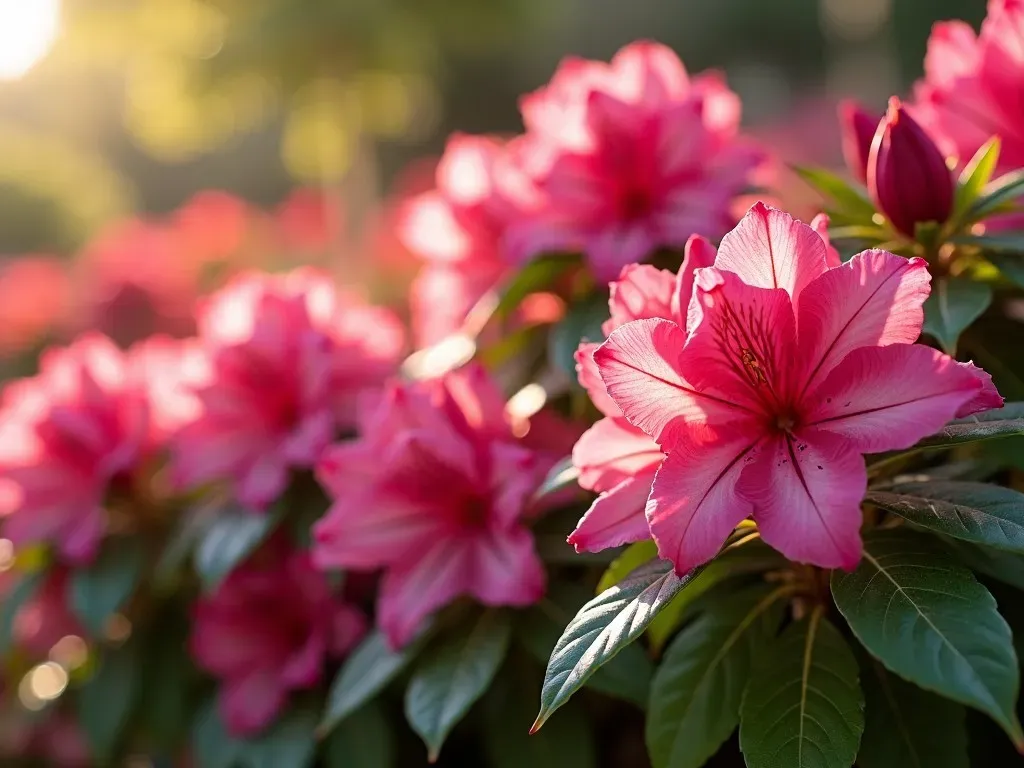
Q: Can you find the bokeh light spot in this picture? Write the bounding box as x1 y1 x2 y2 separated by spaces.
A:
0 0 60 80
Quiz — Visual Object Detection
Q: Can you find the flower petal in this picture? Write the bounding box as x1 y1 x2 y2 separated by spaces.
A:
575 341 619 417
469 525 546 605
646 423 760 574
742 430 864 570
604 263 677 334
954 361 1004 418
673 234 717 331
568 468 658 553
220 669 287 737
810 213 842 268
595 318 747 446
796 250 930 391
805 344 982 453
572 416 662 492
714 202 827 302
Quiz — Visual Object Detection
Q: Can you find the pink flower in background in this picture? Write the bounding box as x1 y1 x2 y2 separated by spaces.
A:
595 202 999 571
0 256 70 357
173 190 251 267
190 539 366 736
913 0 1024 173
313 364 547 648
275 187 345 254
400 134 538 346
569 235 715 553
507 41 765 282
130 335 211 445
0 334 149 563
171 269 404 510
838 100 879 182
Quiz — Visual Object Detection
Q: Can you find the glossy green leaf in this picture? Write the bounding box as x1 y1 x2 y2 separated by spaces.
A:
78 642 142 765
966 168 1024 221
913 402 1024 449
942 537 1024 591
495 254 578 318
517 581 652 706
0 570 42 655
192 698 244 768
954 137 1001 220
646 540 785 653
405 610 511 760
739 613 863 768
548 293 608 378
533 559 705 730
858 659 969 768
867 481 1024 553
532 456 580 504
646 586 786 768
923 276 992 354
955 233 1024 252
319 627 429 735
831 530 1023 747
239 707 316 768
987 252 1024 289
323 699 394 768
793 165 877 221
195 504 280 592
597 540 659 593
71 538 145 635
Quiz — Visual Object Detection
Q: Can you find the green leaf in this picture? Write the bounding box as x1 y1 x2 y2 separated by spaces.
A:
192 698 244 768
70 538 145 636
597 540 658 593
0 570 43 655
793 165 877 221
239 706 317 768
987 252 1024 289
142 629 194 751
831 530 1023 747
517 581 653 706
954 233 1024 252
154 505 210 590
319 627 429 735
954 137 1001 220
495 254 578 318
942 537 1024 591
966 168 1024 222
78 642 142 765
533 559 706 730
867 481 1024 553
646 585 786 768
531 456 580 504
739 612 864 768
858 659 969 768
646 540 785 654
483 668 597 768
923 276 992 354
548 294 608 379
323 699 394 768
194 504 280 592
913 402 1024 449
404 609 511 761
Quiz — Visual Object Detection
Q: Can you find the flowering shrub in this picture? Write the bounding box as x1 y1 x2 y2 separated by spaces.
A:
1 10 1024 768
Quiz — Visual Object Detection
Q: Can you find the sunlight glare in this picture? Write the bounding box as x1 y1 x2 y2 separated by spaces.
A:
0 0 60 81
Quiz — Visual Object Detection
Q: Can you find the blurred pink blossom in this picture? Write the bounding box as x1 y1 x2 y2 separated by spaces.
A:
506 41 765 282
313 364 547 648
0 256 70 357
190 539 366 736
170 269 404 510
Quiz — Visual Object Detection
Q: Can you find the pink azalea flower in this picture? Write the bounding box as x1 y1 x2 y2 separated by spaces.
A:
569 235 715 553
190 539 366 736
0 334 149 563
313 364 547 648
506 41 765 282
594 202 1001 571
913 0 1024 174
129 335 210 445
170 269 404 510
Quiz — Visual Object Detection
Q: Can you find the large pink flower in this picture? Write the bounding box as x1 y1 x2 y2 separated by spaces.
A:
313 364 547 648
0 334 149 563
507 41 765 282
190 539 366 736
913 0 1024 174
170 269 404 509
594 202 1001 572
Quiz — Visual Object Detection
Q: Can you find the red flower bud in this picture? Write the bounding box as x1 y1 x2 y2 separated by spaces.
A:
867 97 954 238
838 100 879 183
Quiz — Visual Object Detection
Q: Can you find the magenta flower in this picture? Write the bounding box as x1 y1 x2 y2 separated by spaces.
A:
594 202 1000 572
506 41 765 282
868 98 954 237
170 269 404 510
913 0 1024 175
838 100 879 182
569 235 715 553
312 364 547 648
190 539 366 736
0 334 149 564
